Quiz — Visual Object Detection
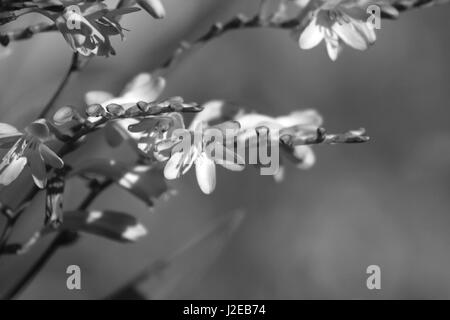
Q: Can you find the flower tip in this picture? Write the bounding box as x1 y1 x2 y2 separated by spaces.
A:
138 0 166 19
106 103 125 116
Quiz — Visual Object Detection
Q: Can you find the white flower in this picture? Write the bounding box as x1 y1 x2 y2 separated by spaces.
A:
235 109 322 179
127 112 186 160
0 120 64 188
85 73 166 117
85 73 166 152
54 3 140 57
299 2 377 60
162 120 244 195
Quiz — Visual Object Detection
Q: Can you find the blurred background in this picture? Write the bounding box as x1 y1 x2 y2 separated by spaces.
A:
1 0 450 299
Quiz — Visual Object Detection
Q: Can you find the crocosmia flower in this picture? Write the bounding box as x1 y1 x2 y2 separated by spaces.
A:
55 3 140 57
0 120 64 188
235 109 323 181
162 120 244 195
84 73 171 155
298 0 379 60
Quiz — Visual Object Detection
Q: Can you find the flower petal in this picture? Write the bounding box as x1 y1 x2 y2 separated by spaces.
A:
137 0 166 19
293 145 316 169
195 153 216 194
325 34 342 61
25 119 50 140
353 19 376 44
164 151 184 180
188 100 242 130
26 150 47 188
0 123 20 136
333 19 367 50
210 142 245 172
0 157 27 186
121 73 166 103
299 16 324 49
235 113 279 130
213 120 241 135
275 110 323 129
39 144 64 169
273 166 285 183
85 91 114 105
0 133 22 149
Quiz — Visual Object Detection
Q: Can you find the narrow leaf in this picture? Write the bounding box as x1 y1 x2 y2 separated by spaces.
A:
63 210 147 242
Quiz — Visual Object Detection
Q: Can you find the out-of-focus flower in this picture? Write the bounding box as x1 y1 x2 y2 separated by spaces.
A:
299 3 375 60
54 3 140 57
85 73 170 156
294 0 399 60
118 0 165 18
162 118 244 194
235 109 322 181
85 73 166 119
0 120 64 188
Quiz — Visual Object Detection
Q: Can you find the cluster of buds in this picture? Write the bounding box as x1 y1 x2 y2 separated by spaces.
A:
47 73 369 194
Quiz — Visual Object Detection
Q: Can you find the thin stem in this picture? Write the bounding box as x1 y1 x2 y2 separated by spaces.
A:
153 14 301 77
2 179 112 300
0 23 56 46
38 52 80 119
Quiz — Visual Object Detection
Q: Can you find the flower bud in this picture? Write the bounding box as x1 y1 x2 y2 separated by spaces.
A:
137 101 150 112
53 106 75 125
26 119 50 140
124 105 142 117
86 104 106 117
106 103 125 116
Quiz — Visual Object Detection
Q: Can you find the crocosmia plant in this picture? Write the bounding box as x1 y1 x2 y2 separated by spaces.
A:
0 0 448 300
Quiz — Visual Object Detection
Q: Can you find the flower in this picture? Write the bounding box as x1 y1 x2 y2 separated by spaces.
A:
298 1 378 60
128 111 186 160
162 118 244 195
55 3 140 57
235 109 323 181
85 73 166 118
0 120 64 188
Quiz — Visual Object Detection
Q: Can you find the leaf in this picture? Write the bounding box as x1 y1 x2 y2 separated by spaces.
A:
105 210 245 299
117 165 168 207
63 210 147 242
72 159 169 207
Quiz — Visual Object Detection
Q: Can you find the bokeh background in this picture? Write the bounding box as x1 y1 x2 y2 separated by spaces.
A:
1 0 450 299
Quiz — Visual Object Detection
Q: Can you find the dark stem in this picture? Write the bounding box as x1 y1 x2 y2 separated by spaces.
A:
37 52 80 119
2 179 112 300
153 14 301 77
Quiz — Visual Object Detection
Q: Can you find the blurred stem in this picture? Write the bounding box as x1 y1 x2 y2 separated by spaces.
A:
154 13 302 77
37 52 80 119
2 179 113 300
